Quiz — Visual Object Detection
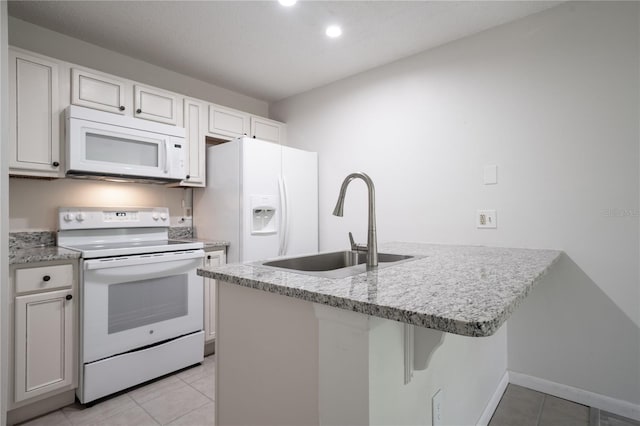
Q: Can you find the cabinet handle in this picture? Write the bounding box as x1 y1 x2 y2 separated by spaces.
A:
186 174 190 179
119 106 125 111
252 135 256 138
52 161 59 167
65 294 73 301
136 108 142 114
42 275 51 282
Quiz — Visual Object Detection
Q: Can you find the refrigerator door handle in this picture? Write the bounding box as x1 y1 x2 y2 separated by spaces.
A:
277 176 291 256
281 176 290 255
278 176 287 256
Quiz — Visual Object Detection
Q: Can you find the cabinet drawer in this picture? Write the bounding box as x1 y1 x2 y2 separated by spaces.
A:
15 264 73 294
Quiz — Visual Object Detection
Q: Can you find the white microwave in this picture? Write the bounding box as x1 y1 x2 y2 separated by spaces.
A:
66 106 186 183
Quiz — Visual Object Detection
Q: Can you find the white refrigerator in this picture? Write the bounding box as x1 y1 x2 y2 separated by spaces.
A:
194 137 318 263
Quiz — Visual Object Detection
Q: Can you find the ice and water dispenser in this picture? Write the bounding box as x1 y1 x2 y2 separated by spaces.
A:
250 195 277 234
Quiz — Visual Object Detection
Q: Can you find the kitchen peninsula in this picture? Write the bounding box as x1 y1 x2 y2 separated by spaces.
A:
199 242 561 425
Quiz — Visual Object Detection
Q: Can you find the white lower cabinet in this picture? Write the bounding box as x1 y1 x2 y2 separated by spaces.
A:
11 261 77 407
204 250 226 342
14 290 74 403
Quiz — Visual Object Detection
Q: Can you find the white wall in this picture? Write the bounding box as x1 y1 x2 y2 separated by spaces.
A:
1 2 9 424
271 0 639 409
7 17 269 232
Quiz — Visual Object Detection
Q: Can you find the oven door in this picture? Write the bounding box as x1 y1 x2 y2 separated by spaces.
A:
82 250 204 363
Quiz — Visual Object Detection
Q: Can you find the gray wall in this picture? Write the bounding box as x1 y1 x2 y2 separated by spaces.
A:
271 1 639 407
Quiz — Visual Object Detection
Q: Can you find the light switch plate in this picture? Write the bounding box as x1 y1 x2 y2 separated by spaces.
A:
483 165 497 185
477 210 497 228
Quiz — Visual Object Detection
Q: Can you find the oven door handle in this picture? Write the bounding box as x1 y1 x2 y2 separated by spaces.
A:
84 250 205 270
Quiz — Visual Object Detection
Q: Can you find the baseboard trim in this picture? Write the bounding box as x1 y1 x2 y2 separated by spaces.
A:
477 371 510 426
509 371 640 422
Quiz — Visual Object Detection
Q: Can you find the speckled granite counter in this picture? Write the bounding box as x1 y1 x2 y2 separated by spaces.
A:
177 238 229 251
199 242 562 337
10 246 81 265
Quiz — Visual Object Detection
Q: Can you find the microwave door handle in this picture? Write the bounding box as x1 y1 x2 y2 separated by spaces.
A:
163 140 169 173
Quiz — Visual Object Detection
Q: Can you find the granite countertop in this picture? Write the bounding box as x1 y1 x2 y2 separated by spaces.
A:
176 238 230 250
198 242 562 337
10 246 81 265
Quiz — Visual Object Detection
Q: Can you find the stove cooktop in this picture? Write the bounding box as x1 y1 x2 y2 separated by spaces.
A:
61 239 204 259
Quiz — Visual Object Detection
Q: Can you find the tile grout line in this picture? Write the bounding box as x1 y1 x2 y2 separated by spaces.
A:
133 397 161 426
589 407 601 426
535 394 547 426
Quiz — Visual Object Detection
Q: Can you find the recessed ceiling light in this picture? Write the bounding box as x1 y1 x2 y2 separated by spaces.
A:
278 0 297 6
325 25 342 38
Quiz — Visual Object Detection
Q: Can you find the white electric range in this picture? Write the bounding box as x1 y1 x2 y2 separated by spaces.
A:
58 207 205 404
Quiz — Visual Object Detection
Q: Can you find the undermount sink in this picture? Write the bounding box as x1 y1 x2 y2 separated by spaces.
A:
260 250 419 279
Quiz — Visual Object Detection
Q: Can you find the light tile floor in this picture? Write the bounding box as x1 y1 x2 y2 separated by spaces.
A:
21 367 639 426
19 355 216 426
489 384 639 426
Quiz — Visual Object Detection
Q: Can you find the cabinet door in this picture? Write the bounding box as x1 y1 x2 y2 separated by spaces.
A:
134 84 179 125
14 290 74 403
181 99 206 187
250 116 285 144
9 49 61 177
208 104 250 140
204 250 226 342
71 68 127 114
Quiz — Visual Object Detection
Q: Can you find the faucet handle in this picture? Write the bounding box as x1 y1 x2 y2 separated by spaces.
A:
348 232 356 250
348 232 368 252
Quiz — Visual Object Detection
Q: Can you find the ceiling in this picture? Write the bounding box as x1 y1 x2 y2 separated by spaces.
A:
8 1 561 103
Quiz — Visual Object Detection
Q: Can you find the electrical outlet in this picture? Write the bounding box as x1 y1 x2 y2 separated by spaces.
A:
477 210 497 229
171 216 192 227
432 389 443 426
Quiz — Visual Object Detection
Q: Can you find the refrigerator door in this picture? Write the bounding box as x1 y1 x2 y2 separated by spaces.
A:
281 146 318 256
241 138 282 262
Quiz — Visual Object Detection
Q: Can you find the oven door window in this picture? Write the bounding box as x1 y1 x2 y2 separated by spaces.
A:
108 274 188 334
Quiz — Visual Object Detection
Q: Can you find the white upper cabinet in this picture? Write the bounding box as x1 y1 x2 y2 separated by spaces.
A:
71 68 128 115
207 104 286 144
8 46 285 181
9 48 62 178
181 98 207 187
208 104 250 140
134 84 180 125
250 116 285 144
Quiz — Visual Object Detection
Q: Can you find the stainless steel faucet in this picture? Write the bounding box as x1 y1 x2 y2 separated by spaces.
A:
332 172 378 267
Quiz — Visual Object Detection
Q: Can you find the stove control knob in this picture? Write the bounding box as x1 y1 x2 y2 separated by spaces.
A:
152 213 159 221
76 213 86 222
160 213 167 221
63 213 74 222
